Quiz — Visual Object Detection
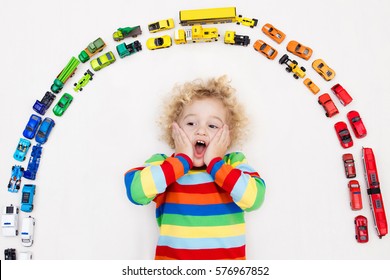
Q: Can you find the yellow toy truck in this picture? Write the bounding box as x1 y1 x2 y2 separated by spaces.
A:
174 25 219 44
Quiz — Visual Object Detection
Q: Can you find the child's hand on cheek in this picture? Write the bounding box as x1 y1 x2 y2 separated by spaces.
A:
204 124 231 166
172 122 194 161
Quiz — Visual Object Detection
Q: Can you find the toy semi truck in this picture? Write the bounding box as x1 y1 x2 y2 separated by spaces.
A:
116 40 142 58
113 26 142 41
174 25 219 44
50 57 80 93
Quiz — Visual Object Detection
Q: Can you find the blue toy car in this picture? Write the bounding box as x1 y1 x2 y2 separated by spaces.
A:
8 165 24 193
21 185 36 212
23 144 42 180
33 91 56 115
23 114 42 139
35 117 55 144
13 138 31 161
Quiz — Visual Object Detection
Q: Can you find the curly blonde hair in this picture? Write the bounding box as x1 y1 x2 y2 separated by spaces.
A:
159 75 248 148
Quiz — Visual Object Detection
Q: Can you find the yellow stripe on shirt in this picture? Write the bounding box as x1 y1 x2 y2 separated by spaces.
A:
160 223 246 238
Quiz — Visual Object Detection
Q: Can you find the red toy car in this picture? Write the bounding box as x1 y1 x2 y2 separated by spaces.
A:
349 180 363 210
347 110 367 138
342 153 356 178
331 84 353 106
334 121 353 148
362 147 388 238
318 93 339 117
354 215 369 243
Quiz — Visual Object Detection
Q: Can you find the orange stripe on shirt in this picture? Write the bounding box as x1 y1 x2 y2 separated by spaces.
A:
164 192 234 205
215 163 233 186
165 157 184 179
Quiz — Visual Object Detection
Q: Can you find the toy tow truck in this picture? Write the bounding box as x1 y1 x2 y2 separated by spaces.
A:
50 57 80 93
116 40 142 58
279 54 306 79
224 31 250 46
362 147 388 238
113 26 142 41
174 25 219 44
33 91 56 115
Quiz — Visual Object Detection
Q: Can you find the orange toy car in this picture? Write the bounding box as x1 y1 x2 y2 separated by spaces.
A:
286 40 313 60
303 78 320 94
312 59 335 81
261 23 286 44
253 40 278 60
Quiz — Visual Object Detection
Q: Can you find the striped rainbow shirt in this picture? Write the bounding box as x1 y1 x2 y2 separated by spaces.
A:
124 152 266 260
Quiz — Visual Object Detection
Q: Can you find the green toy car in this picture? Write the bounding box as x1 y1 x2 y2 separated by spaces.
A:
53 93 73 116
90 51 116 71
74 70 94 92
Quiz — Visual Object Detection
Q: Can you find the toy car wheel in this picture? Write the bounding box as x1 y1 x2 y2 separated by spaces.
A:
16 230 18 235
79 88 83 91
74 83 77 86
301 67 306 72
293 74 299 79
326 112 330 117
279 54 288 64
285 67 292 73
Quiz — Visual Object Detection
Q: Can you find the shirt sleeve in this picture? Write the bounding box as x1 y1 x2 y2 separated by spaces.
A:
206 152 266 212
124 153 193 205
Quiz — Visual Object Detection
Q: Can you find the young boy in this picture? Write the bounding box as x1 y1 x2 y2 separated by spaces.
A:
124 76 266 260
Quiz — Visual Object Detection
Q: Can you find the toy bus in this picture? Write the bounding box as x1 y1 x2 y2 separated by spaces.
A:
362 147 388 238
179 7 237 26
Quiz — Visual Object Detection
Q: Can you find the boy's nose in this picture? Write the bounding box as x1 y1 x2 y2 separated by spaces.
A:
196 127 207 136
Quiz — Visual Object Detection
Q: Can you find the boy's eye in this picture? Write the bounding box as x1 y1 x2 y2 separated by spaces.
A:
187 122 195 126
209 124 218 129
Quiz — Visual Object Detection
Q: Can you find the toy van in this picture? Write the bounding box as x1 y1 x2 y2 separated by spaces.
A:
21 216 35 247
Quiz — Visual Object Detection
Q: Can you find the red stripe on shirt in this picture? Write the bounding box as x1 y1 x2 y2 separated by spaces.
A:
155 245 246 260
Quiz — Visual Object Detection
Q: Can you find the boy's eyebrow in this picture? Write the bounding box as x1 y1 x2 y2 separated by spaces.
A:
183 114 224 123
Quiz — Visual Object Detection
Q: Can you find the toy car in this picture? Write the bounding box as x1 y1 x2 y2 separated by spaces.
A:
318 93 339 117
331 84 353 106
113 26 142 41
116 40 142 58
347 110 367 138
73 69 94 92
13 138 31 161
236 15 258 28
148 18 175 33
362 147 388 238
279 54 306 79
262 23 286 44
286 40 313 60
303 78 320 94
354 215 369 243
4 248 17 260
21 184 36 212
342 153 356 178
2 205 19 236
253 40 278 60
23 114 42 139
78 37 106 63
33 91 56 115
349 180 363 210
90 51 116 71
23 144 42 180
312 59 335 81
334 121 353 148
21 216 35 247
8 165 24 192
53 93 73 116
224 31 250 46
35 117 55 144
146 35 172 50
19 251 32 260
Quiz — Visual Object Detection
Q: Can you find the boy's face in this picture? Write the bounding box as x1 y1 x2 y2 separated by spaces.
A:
178 97 228 167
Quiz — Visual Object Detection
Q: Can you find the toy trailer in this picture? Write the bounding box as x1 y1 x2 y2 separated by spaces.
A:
113 26 142 41
179 7 237 26
174 25 219 44
50 57 80 93
23 144 42 180
116 40 142 58
362 147 388 238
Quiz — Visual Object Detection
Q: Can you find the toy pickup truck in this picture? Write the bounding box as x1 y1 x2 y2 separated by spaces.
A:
78 37 106 63
33 91 56 115
116 40 142 58
50 57 80 93
113 26 142 41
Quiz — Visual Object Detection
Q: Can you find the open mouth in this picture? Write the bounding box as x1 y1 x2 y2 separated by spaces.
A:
194 140 207 157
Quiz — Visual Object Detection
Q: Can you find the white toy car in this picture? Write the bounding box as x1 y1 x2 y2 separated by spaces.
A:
1 204 19 236
21 216 35 247
19 251 33 260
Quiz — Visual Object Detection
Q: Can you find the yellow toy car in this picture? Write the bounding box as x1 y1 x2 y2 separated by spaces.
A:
312 59 335 81
148 18 174 33
90 51 116 71
303 78 320 94
236 15 258 28
253 40 278 60
262 23 286 44
286 40 313 60
146 35 172 50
